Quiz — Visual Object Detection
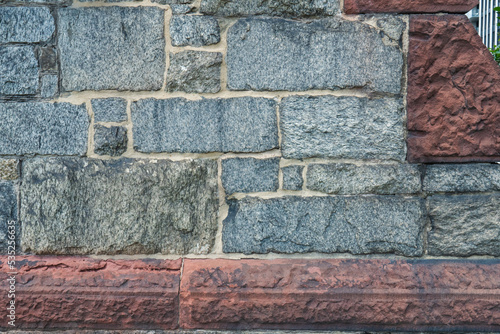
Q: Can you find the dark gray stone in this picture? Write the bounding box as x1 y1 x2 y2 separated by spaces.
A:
423 164 500 193
170 15 220 46
200 0 340 17
427 195 500 257
21 158 218 255
94 125 128 156
92 98 128 123
280 96 405 160
0 102 88 155
132 97 278 153
40 74 58 98
38 47 58 73
0 182 18 254
166 51 222 93
221 158 279 194
307 163 421 195
0 46 39 96
0 7 54 43
282 165 303 191
227 17 403 93
223 196 425 256
58 7 165 91
0 160 18 181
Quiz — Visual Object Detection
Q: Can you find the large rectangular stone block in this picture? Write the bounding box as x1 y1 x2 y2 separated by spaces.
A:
423 164 500 193
21 158 219 255
280 96 405 160
0 46 39 96
0 7 54 43
227 17 403 93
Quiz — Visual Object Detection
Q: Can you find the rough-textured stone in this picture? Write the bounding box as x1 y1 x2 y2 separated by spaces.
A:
151 0 193 4
307 163 421 195
223 196 425 256
0 46 38 96
166 51 222 93
0 7 54 43
0 102 88 155
344 0 478 14
227 17 403 93
94 125 128 157
280 96 405 160
132 97 278 153
282 165 303 191
38 47 58 73
408 15 500 162
92 98 128 123
424 164 500 193
200 0 340 17
40 74 58 98
170 15 220 46
428 195 500 256
170 4 195 14
0 257 181 329
0 159 18 181
58 7 165 91
21 158 218 255
0 182 17 254
221 158 279 194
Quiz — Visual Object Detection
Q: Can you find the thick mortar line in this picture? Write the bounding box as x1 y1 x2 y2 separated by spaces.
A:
302 164 308 191
85 101 95 157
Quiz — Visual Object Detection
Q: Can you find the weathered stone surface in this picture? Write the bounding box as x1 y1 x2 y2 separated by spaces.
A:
0 159 18 180
428 195 500 256
307 163 421 195
132 97 278 153
151 0 193 5
227 17 403 93
0 257 181 329
40 74 58 98
0 102 88 155
424 164 500 193
280 96 405 160
282 165 303 191
344 0 478 14
408 15 500 162
170 15 220 46
21 158 218 255
38 47 58 73
170 4 195 14
94 125 128 156
58 7 165 91
0 46 38 95
92 98 128 123
0 7 54 43
0 182 17 253
166 51 222 93
200 0 340 17
223 196 425 256
221 158 279 194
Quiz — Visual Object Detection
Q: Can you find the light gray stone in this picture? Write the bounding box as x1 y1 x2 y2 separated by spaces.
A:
423 164 500 193
0 7 54 43
221 158 279 194
92 98 128 123
170 4 194 14
376 15 406 42
307 163 421 195
0 46 39 95
227 17 403 93
170 15 220 46
0 102 88 155
223 196 425 256
151 0 193 4
21 158 219 255
94 125 128 156
166 51 222 93
280 96 405 160
40 74 58 98
0 182 17 254
58 7 165 91
132 97 278 153
282 165 303 191
427 195 500 257
0 160 18 181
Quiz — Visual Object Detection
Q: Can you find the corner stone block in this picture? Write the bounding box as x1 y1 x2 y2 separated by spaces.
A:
0 182 17 254
282 165 304 190
221 157 280 194
344 0 478 14
0 46 39 96
21 158 219 255
0 7 55 43
170 15 220 46
423 164 500 193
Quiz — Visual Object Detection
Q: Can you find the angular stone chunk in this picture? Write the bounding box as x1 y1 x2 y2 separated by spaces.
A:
282 165 303 190
0 7 55 43
307 163 421 194
0 182 17 253
280 96 405 160
94 125 128 156
221 158 279 194
0 160 18 181
0 102 88 155
227 17 403 93
58 7 165 91
92 98 128 123
223 196 425 256
428 195 500 256
0 46 39 95
170 15 220 46
424 164 500 193
132 97 278 153
21 158 219 255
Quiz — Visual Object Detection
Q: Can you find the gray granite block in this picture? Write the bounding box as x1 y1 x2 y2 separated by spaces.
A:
94 125 128 156
0 46 39 96
423 164 500 193
221 158 280 194
0 7 54 43
282 165 303 190
92 98 128 123
170 15 220 46
40 74 58 98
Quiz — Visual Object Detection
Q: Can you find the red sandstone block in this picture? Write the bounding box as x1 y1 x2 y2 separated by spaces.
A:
180 258 500 330
407 15 500 163
0 256 182 330
344 0 478 14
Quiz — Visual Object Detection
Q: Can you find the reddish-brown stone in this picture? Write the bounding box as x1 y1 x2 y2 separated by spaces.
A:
180 258 500 330
407 15 500 163
0 257 182 330
344 0 478 14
